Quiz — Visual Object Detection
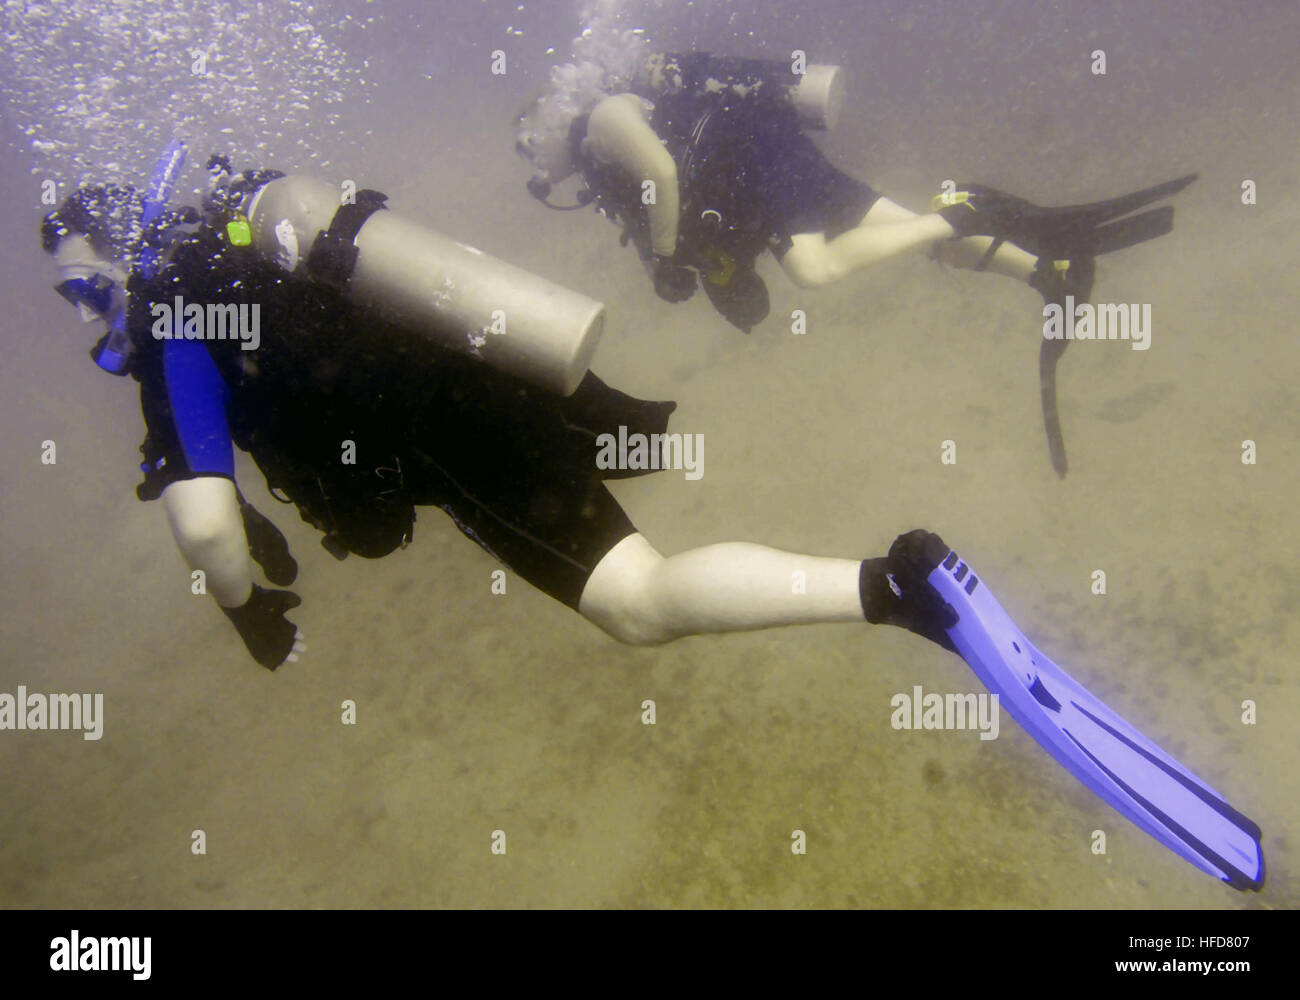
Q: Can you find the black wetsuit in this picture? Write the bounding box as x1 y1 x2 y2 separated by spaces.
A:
572 56 878 277
129 224 675 608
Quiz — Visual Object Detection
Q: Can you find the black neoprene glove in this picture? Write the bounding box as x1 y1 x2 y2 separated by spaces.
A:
238 493 298 586
860 529 960 653
652 253 696 303
221 584 302 670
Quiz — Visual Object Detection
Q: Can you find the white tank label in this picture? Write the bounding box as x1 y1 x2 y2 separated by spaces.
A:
274 218 300 271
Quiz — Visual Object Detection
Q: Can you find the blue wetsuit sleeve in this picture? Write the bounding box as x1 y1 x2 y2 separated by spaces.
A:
162 338 235 479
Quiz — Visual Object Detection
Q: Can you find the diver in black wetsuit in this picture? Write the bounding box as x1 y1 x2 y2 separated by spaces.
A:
516 50 1196 472
42 161 964 671
519 51 1195 327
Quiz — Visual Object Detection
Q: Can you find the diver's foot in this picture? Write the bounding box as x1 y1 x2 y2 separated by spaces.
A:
934 185 1030 240
860 530 959 653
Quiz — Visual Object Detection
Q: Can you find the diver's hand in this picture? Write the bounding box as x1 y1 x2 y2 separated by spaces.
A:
861 529 959 653
238 495 298 586
652 254 696 303
221 584 307 670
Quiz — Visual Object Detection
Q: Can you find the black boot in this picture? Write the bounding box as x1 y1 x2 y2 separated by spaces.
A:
859 530 960 653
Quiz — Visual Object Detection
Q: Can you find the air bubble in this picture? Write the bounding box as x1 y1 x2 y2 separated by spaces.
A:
0 0 369 188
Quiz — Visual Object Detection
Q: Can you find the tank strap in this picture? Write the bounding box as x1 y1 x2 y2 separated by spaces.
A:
306 189 389 289
226 168 286 206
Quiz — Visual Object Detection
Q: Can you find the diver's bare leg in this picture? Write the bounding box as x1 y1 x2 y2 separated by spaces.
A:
859 199 1039 281
779 196 1037 287
927 232 1039 280
578 533 864 645
780 210 950 286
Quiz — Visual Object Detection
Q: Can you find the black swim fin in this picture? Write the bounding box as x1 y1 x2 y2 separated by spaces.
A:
1029 256 1095 479
1039 336 1070 478
1088 206 1175 255
938 174 1196 478
941 173 1197 258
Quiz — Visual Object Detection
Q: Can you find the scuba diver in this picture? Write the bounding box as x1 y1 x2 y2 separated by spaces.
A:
516 50 1197 475
42 144 1262 894
42 145 965 672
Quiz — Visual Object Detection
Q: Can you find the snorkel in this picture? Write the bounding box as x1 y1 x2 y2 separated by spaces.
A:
91 138 189 373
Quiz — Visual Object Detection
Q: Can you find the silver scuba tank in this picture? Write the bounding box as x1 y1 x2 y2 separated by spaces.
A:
642 52 846 130
240 174 604 396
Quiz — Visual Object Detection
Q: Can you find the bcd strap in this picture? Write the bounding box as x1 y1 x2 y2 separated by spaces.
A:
974 236 1004 272
306 189 389 289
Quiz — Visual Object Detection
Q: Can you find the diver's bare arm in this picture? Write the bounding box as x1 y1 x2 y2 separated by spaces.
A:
586 93 680 257
161 476 253 607
162 476 306 668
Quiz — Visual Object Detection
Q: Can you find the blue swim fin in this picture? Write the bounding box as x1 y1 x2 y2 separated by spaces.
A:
926 548 1264 891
